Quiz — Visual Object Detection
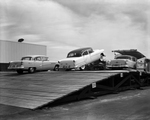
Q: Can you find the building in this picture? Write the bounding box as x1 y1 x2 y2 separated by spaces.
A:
0 40 47 71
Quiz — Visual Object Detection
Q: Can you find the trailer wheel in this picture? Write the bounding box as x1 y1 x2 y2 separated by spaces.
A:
17 70 23 74
28 67 35 73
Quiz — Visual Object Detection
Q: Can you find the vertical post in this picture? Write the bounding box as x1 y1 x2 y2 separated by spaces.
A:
120 73 123 77
112 77 114 87
92 82 96 88
140 72 142 76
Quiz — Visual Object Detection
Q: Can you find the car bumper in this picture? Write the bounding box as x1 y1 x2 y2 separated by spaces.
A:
60 65 77 69
8 66 25 70
107 64 129 68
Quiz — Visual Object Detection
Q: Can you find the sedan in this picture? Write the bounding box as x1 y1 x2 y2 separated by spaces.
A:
107 55 137 69
8 55 59 74
58 47 105 70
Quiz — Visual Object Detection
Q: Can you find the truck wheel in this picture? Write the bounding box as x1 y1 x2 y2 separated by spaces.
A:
79 65 85 71
54 65 59 71
17 70 23 74
28 67 35 73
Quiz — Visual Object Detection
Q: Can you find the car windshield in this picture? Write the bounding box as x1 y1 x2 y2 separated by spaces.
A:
67 52 81 58
116 56 131 60
21 57 32 60
42 57 49 61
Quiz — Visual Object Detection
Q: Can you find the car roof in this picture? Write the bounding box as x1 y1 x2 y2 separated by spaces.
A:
68 47 93 53
112 49 145 59
22 55 47 58
116 55 135 58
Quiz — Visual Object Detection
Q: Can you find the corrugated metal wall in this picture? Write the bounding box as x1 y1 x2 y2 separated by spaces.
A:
0 40 47 63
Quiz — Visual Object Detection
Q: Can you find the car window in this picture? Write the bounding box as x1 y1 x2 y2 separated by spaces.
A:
82 51 88 56
21 57 32 60
34 57 42 61
67 52 81 58
88 49 93 54
132 57 136 61
42 57 48 61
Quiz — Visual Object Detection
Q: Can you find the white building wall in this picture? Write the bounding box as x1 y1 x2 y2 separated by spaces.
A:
0 40 47 63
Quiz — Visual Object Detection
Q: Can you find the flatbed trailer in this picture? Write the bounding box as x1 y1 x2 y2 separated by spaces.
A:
0 70 150 109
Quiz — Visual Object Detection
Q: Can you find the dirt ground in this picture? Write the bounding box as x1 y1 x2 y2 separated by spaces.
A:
1 87 150 120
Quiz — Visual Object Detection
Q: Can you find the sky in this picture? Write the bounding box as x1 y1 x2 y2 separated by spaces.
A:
0 0 150 60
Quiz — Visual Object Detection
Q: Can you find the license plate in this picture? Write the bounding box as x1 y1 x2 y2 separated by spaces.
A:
63 66 70 68
63 66 67 68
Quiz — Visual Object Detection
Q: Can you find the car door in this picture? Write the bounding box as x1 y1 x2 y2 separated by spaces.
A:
137 58 145 70
42 57 54 70
82 50 90 64
127 57 136 68
131 57 137 68
34 56 43 70
22 57 34 69
89 50 100 62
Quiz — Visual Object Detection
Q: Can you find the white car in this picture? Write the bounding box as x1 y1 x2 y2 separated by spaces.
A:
8 55 59 74
107 55 137 69
58 47 105 70
107 49 146 70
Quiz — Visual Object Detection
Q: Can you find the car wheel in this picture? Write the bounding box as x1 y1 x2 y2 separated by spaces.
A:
28 67 35 73
79 65 85 71
54 65 59 71
17 70 23 74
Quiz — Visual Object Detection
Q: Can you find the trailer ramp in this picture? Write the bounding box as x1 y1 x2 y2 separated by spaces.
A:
37 70 150 109
0 71 150 109
0 71 116 109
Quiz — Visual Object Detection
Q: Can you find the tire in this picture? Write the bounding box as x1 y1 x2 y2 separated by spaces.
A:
53 65 59 71
28 67 35 73
79 65 85 71
17 70 23 74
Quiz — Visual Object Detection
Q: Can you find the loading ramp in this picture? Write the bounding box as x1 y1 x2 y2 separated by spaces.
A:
38 70 150 109
0 70 150 110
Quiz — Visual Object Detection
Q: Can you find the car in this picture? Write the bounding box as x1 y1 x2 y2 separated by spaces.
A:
107 55 137 69
107 49 148 70
8 55 59 74
58 47 105 70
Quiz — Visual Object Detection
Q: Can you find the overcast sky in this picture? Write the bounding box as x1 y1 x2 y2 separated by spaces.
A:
0 0 150 60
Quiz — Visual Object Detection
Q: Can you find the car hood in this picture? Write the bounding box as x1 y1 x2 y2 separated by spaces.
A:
110 59 127 65
111 59 127 61
112 49 145 59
